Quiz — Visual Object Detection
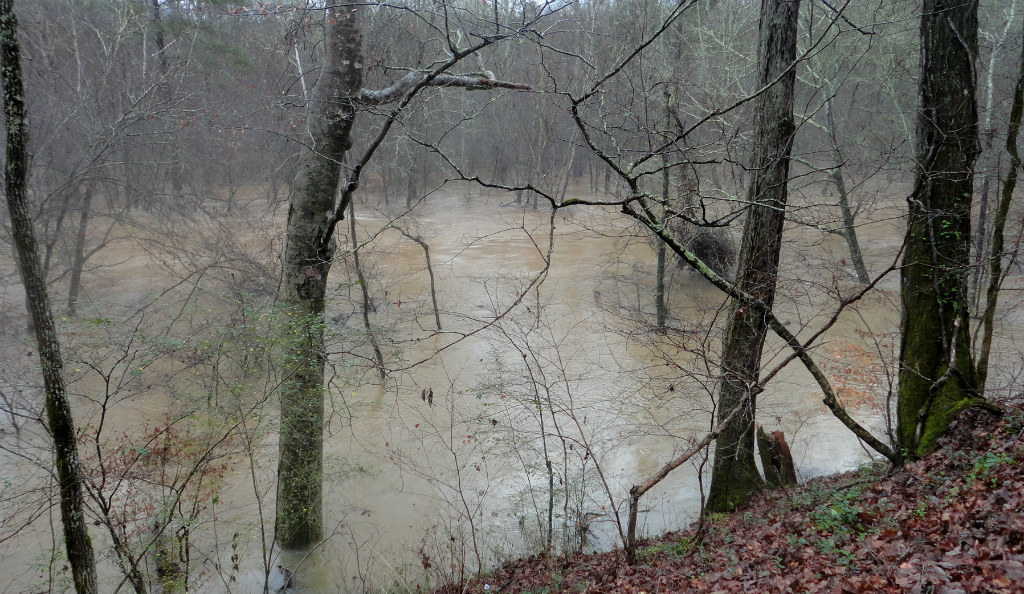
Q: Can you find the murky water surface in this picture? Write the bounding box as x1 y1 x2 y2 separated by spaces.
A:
2 185 1022 592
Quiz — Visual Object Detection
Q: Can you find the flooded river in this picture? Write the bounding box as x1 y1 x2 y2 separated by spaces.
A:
2 183 1022 592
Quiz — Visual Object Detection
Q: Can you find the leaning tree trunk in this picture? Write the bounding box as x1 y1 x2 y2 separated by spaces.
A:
0 1 99 591
706 0 799 513
897 0 981 458
276 4 363 550
823 91 870 285
349 199 386 381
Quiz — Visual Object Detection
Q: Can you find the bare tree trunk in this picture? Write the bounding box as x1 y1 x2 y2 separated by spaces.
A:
897 0 982 458
406 160 417 209
0 2 99 591
276 4 363 550
349 199 386 382
824 92 869 284
972 0 1017 311
971 170 991 308
395 226 442 331
655 154 669 329
559 141 576 202
977 16 1024 393
67 183 93 315
706 0 799 513
150 0 182 195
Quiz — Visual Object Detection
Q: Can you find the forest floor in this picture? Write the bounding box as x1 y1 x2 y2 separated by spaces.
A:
437 402 1024 594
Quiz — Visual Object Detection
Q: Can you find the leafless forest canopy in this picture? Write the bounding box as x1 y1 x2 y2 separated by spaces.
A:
1 0 1023 592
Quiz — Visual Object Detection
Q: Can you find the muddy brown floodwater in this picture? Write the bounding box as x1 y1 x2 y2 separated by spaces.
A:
3 183 1024 593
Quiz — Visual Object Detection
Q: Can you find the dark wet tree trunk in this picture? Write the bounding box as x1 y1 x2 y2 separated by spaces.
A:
406 159 417 208
897 0 981 458
706 0 798 513
276 3 364 550
0 2 99 591
655 154 670 328
970 169 991 308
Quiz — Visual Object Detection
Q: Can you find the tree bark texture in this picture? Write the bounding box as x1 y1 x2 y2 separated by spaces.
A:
656 154 669 328
276 3 363 550
0 1 99 591
706 0 799 513
898 0 980 458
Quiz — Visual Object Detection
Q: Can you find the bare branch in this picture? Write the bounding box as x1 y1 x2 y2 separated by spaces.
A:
358 71 530 105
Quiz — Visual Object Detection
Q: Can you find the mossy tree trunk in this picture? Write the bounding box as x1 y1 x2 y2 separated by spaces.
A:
706 0 799 513
276 3 363 550
897 0 980 458
0 1 99 591
273 4 526 550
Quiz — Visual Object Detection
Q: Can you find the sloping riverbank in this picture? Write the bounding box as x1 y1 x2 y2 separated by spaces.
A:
439 402 1024 594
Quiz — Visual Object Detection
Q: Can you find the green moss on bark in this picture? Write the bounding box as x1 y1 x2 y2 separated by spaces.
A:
897 0 981 459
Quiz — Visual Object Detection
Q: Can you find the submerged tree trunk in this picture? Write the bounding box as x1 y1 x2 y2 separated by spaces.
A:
67 183 94 315
349 199 386 382
706 0 799 513
150 0 182 195
824 92 870 284
0 2 99 591
276 4 363 550
897 0 982 458
395 226 442 331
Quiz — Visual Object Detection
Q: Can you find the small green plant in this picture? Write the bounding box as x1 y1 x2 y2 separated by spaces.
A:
816 536 857 566
786 534 809 547
773 554 786 570
638 536 692 560
968 450 1016 486
809 488 864 535
1004 410 1024 435
856 461 889 480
